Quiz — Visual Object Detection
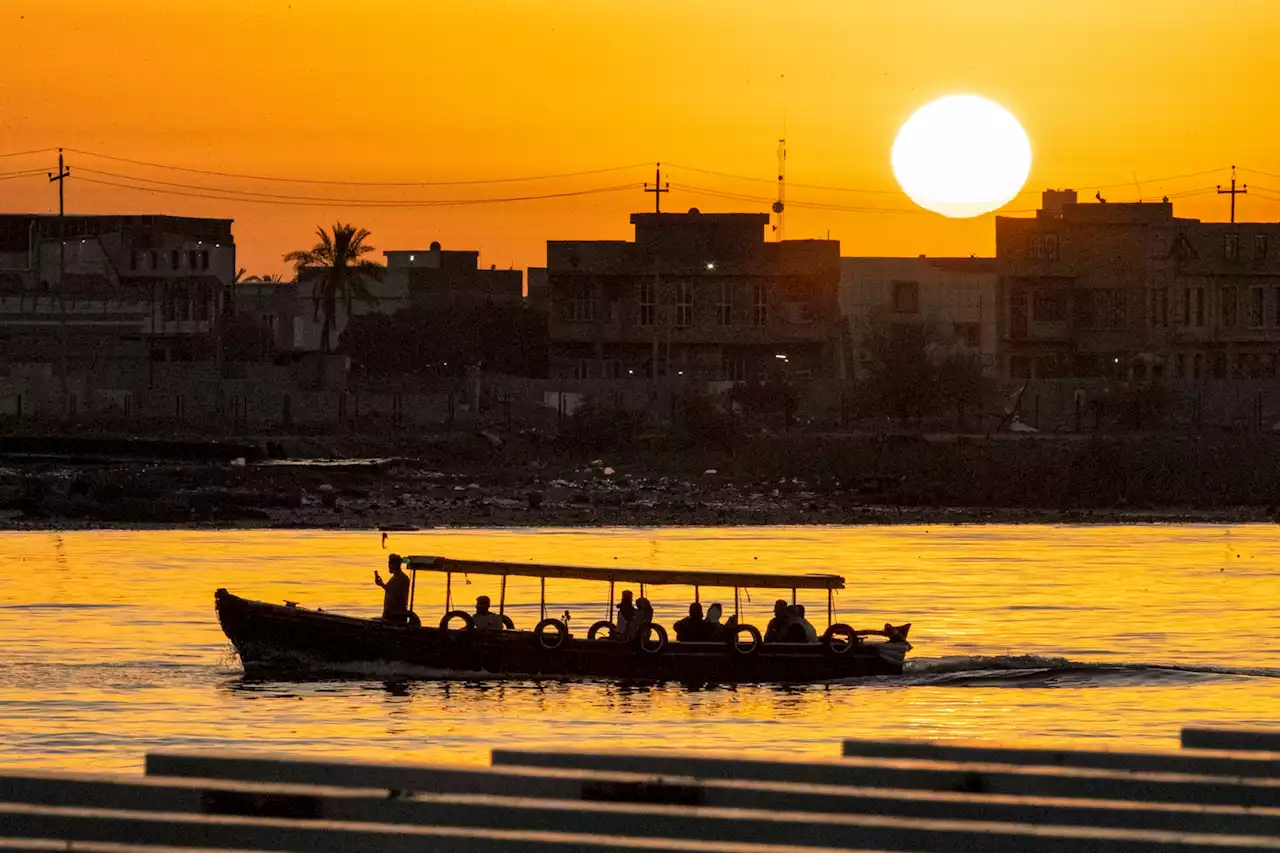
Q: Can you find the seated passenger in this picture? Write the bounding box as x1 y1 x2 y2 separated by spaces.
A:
673 602 706 642
763 599 792 643
703 602 730 641
625 597 654 642
615 589 636 640
782 605 810 643
472 595 504 631
794 605 819 643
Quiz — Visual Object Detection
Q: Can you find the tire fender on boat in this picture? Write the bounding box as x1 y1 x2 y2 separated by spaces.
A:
729 624 762 656
501 614 515 631
822 623 859 654
406 611 422 629
587 620 616 640
637 623 668 654
534 618 568 650
439 610 475 631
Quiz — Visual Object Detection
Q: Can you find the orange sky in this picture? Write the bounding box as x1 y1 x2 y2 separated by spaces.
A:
3 0 1279 276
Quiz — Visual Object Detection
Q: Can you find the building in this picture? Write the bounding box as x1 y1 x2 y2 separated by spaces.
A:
547 210 842 380
232 280 337 355
996 191 1280 380
367 242 522 316
0 214 235 364
840 256 997 378
525 267 548 309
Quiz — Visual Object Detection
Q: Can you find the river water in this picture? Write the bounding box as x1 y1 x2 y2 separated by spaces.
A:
1 525 1278 773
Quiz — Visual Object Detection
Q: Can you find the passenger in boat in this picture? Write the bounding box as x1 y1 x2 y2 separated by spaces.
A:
781 605 811 643
703 602 729 641
472 595 504 631
763 599 793 643
374 554 411 624
615 589 636 639
794 605 819 643
625 597 653 642
673 602 706 642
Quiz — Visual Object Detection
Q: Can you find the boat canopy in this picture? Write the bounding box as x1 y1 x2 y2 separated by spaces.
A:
404 556 844 591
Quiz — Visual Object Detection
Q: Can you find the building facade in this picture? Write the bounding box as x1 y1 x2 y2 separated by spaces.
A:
996 191 1280 380
840 256 997 378
547 211 842 381
368 243 522 316
0 214 235 364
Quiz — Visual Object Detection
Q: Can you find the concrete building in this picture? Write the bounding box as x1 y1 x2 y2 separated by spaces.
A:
840 256 998 378
367 242 522 316
996 191 1280 380
232 280 337 354
0 214 235 364
525 267 548 309
547 210 842 380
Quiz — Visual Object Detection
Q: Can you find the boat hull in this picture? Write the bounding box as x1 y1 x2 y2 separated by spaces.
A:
215 589 908 684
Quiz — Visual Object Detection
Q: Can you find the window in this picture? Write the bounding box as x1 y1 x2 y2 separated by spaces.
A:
675 281 693 328
1212 352 1228 379
720 352 746 381
1028 233 1059 260
188 250 199 269
638 281 655 326
175 286 190 322
129 250 141 271
171 250 181 269
1224 233 1240 260
1176 353 1187 379
752 282 766 327
1075 288 1125 330
1032 292 1064 322
1151 288 1169 328
1009 290 1028 339
1194 287 1205 327
1256 234 1269 260
1250 286 1265 328
148 250 159 270
161 284 175 322
891 280 919 314
1222 286 1238 328
954 322 980 348
200 250 210 270
715 281 733 326
786 302 815 324
568 283 594 322
193 286 210 322
571 359 591 380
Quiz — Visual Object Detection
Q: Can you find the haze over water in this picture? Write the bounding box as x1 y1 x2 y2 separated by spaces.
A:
2 525 1278 773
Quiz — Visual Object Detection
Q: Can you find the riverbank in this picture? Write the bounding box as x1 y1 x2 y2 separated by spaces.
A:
6 428 1280 530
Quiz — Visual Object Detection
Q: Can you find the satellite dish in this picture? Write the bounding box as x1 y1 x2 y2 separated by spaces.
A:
772 201 785 214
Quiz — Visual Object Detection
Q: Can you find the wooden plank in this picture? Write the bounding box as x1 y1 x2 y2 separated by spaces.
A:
6 798 1280 853
1183 729 1280 754
0 842 263 853
136 753 1280 836
491 749 1280 808
842 738 1280 778
405 555 845 590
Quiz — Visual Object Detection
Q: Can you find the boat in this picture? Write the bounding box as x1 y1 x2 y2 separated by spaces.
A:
215 555 912 683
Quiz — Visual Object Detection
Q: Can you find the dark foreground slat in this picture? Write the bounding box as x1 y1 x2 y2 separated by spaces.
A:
1183 729 1280 753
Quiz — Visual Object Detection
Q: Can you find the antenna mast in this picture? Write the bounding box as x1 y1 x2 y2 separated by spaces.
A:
772 139 786 241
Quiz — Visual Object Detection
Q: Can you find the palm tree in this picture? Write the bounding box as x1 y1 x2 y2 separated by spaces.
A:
284 223 382 353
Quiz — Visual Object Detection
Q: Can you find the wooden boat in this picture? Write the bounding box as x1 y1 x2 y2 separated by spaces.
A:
215 556 912 684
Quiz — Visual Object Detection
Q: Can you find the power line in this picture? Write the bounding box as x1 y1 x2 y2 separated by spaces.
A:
0 148 54 159
0 169 47 181
65 148 649 187
73 174 644 207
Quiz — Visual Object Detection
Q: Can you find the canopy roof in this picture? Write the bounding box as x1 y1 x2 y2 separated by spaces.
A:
404 556 844 591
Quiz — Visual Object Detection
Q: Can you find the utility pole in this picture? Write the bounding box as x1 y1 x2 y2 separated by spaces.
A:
644 162 669 213
1218 165 1247 224
48 149 71 410
772 139 786 241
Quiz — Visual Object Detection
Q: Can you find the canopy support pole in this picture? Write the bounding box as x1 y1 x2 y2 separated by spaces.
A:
694 586 700 604
499 575 507 616
608 580 615 622
827 589 833 627
733 587 740 620
792 588 797 606
540 576 546 621
445 572 452 613
409 567 417 614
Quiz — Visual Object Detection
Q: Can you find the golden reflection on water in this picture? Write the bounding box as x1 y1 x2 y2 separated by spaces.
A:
1 525 1279 772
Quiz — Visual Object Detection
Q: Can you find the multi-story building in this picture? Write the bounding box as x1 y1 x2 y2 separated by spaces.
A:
0 214 235 364
232 280 336 354
547 210 842 380
368 242 522 316
840 256 998 378
995 191 1280 380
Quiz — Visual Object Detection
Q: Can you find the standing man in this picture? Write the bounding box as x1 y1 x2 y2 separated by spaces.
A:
374 553 411 624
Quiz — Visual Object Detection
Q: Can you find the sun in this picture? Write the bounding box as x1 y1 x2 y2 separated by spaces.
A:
892 95 1032 218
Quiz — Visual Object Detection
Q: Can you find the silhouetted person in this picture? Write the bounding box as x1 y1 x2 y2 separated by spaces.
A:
794 604 818 643
763 599 792 643
673 602 705 642
615 589 636 639
625 597 653 643
704 602 728 641
374 554 410 624
472 595 504 631
782 605 810 643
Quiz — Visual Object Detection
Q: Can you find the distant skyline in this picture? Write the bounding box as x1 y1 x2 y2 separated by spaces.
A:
3 0 1280 275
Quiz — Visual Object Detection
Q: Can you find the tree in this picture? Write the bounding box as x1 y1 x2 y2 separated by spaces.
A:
283 223 382 353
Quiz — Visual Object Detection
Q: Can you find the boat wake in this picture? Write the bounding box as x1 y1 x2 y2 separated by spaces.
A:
853 655 1280 688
